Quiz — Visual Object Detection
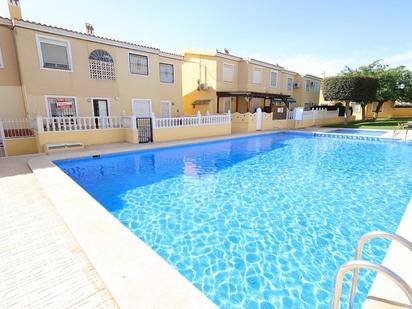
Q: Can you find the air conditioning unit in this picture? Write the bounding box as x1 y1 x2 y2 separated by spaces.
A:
293 82 301 89
199 83 209 90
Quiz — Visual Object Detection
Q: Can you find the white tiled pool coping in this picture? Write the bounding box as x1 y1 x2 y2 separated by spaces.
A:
28 156 217 309
28 130 412 308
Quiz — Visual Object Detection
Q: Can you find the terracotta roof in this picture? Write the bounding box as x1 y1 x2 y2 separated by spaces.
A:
11 18 183 58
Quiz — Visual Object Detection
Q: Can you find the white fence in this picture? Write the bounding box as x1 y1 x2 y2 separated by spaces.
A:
153 111 231 129
288 108 339 121
0 118 34 138
38 116 128 132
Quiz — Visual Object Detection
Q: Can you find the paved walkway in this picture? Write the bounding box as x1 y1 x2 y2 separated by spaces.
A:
0 156 118 308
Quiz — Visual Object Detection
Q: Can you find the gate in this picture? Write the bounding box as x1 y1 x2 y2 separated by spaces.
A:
136 118 153 143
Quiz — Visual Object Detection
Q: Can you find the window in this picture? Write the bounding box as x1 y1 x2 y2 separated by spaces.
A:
252 67 262 84
223 97 231 113
46 96 77 117
270 70 278 87
37 36 72 71
129 53 148 75
89 49 115 80
314 80 320 92
223 63 234 82
305 79 311 92
0 48 3 68
159 63 174 83
287 77 293 91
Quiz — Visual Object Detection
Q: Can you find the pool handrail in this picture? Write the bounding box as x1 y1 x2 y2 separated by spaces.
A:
331 260 412 309
346 231 412 308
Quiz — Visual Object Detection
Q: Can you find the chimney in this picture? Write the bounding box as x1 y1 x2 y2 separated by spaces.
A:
8 0 22 20
85 23 94 35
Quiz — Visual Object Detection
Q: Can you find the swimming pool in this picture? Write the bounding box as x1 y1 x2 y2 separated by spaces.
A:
56 133 412 308
329 129 387 136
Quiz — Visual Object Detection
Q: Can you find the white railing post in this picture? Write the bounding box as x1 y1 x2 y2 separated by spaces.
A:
131 114 137 129
151 112 157 129
197 111 201 125
228 110 231 123
36 115 44 133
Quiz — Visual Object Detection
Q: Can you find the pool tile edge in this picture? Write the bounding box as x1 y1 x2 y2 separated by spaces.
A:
28 156 217 309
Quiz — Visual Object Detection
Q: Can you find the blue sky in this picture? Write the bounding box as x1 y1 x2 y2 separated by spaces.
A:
2 0 412 76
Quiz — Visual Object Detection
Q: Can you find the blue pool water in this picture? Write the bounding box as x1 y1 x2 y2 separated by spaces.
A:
55 133 412 308
330 129 387 136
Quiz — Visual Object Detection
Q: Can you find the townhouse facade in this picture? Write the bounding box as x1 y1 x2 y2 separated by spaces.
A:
182 49 321 118
0 12 183 122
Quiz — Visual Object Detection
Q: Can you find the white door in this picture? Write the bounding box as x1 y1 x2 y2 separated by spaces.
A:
160 101 171 118
93 99 109 117
132 99 152 117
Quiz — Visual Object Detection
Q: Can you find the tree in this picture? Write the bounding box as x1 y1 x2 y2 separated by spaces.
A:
341 61 412 119
322 76 378 124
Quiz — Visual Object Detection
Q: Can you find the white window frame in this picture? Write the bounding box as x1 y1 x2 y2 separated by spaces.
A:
159 62 175 84
270 70 278 88
287 77 293 91
90 97 111 117
222 63 234 82
305 79 311 93
36 34 73 72
131 98 153 117
160 100 172 117
128 52 150 76
0 48 4 69
252 66 262 84
44 95 78 117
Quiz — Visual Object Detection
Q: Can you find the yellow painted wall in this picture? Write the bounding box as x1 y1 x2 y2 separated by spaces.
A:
292 74 321 107
0 23 26 118
182 53 218 115
231 113 257 133
152 124 231 142
365 101 412 119
13 26 183 118
5 137 37 156
36 129 128 151
262 112 274 130
272 119 295 129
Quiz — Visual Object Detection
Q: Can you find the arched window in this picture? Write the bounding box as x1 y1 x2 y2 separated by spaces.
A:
89 49 115 80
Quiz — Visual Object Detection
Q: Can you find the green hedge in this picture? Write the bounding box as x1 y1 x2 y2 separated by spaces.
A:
322 76 378 102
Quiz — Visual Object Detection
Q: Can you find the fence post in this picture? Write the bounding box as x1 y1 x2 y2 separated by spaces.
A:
35 115 44 133
227 110 231 123
131 114 137 129
151 112 156 129
197 111 201 125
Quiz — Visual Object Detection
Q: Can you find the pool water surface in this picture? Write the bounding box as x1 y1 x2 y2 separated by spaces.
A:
56 133 412 308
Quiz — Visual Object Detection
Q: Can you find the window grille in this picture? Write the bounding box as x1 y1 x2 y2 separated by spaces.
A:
89 49 115 80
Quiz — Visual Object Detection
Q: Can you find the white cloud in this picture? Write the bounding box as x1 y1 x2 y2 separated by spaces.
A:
252 49 412 77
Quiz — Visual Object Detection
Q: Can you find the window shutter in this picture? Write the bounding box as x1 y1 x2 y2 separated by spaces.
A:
41 42 69 69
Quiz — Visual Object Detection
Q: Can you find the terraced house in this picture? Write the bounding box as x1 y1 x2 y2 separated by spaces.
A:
1 1 335 157
182 48 321 118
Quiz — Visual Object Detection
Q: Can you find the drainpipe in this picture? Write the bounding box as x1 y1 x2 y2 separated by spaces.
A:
11 19 31 118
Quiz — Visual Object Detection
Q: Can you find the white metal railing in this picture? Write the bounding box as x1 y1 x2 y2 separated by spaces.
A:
0 118 34 138
152 111 231 129
287 108 340 121
39 116 125 132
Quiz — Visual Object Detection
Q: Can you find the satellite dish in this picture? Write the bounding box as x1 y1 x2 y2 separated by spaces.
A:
224 48 229 54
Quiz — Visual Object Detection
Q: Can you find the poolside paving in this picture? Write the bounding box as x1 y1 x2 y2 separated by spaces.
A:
0 155 118 308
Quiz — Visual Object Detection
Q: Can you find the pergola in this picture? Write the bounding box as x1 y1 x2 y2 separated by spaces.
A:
216 91 292 113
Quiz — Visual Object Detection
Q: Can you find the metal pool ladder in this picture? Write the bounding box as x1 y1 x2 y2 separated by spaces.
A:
331 231 412 309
